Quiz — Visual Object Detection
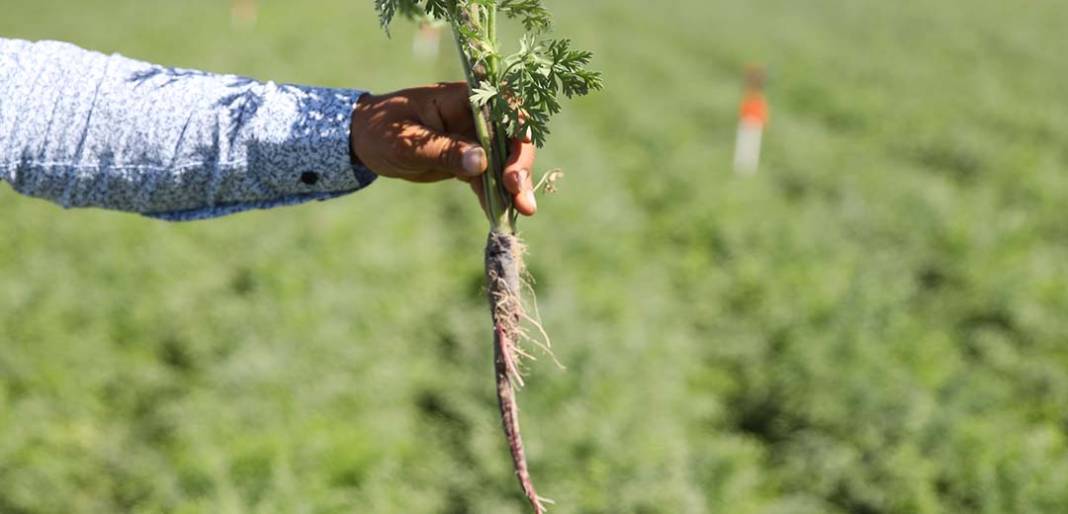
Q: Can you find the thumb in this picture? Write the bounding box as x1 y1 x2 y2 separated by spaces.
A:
399 124 487 179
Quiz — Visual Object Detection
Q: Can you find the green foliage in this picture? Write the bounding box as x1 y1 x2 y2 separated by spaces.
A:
480 36 602 146
373 0 603 148
374 0 448 31
374 0 453 30
3 0 1068 513
498 0 551 32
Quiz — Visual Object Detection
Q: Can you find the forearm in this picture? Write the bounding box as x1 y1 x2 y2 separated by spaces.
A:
0 38 376 221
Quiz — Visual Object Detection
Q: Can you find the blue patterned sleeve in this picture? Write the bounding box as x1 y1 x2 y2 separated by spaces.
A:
0 37 378 221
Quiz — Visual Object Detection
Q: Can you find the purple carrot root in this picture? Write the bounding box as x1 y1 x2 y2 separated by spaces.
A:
494 324 543 514
485 231 546 514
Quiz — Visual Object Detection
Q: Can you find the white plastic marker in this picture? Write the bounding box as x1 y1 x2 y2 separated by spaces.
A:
733 66 769 176
412 21 443 60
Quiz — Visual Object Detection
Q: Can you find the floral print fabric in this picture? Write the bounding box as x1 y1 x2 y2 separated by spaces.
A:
0 38 377 221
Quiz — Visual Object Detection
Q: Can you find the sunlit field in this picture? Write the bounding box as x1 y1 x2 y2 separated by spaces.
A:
2 1 1067 512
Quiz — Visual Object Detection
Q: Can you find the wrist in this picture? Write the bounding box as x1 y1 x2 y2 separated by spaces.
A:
350 92 373 169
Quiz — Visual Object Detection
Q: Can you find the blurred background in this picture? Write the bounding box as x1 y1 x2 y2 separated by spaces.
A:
2 0 1068 513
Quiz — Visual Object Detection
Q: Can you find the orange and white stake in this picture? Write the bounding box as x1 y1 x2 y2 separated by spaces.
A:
412 22 443 60
231 0 258 27
733 67 769 176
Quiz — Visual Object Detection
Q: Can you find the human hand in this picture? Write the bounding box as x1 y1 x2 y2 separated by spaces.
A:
350 82 537 216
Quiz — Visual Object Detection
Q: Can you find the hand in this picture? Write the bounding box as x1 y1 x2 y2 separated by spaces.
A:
350 82 537 216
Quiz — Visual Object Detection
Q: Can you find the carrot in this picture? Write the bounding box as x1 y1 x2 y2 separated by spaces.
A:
486 230 546 513
374 2 602 511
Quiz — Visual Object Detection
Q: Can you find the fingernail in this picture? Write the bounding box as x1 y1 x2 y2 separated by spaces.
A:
463 147 486 176
525 190 538 210
516 168 537 212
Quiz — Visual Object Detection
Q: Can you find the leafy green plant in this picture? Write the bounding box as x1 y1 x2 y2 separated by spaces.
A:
373 1 602 512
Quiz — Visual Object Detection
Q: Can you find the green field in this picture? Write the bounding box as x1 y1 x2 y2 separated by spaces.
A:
2 1 1068 512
